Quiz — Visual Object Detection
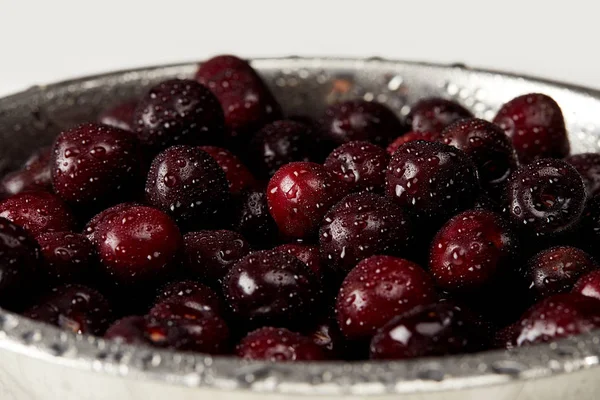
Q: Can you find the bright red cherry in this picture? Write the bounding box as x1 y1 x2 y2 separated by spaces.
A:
267 162 346 239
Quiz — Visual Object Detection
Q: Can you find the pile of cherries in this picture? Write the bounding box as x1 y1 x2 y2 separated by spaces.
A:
2 55 600 362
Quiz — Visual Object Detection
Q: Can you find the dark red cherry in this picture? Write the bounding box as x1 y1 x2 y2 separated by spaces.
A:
98 100 137 131
223 250 321 328
149 290 230 354
199 146 257 195
336 255 437 340
507 159 585 239
36 232 97 284
0 217 40 302
441 118 518 197
385 140 479 223
0 191 76 237
105 316 175 346
152 283 222 314
273 243 322 279
24 284 112 335
525 246 598 299
573 270 600 301
324 141 389 193
320 192 414 275
267 162 346 239
319 100 404 146
233 190 279 248
156 313 229 354
513 293 600 346
493 93 569 164
0 147 52 197
183 230 250 285
133 79 226 152
250 120 321 178
94 205 183 285
369 302 486 359
195 55 282 140
429 210 519 292
236 327 326 361
156 280 215 303
565 153 600 197
150 292 221 319
105 315 227 353
405 98 473 134
145 145 230 231
51 123 144 210
83 202 138 245
386 131 440 155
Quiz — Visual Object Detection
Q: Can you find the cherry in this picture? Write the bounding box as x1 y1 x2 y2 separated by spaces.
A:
1 147 52 197
369 302 486 359
183 230 250 285
105 315 227 353
36 232 97 284
250 120 320 178
0 217 40 302
199 146 257 195
195 55 282 140
154 313 229 354
385 140 479 224
319 192 414 275
441 118 518 197
267 162 346 239
145 145 230 231
133 79 225 152
429 210 519 292
565 153 600 197
387 131 440 155
324 141 389 193
525 246 598 300
105 316 176 346
24 284 112 335
94 205 183 285
405 98 473 134
233 190 279 248
507 159 585 239
273 243 322 279
98 100 137 131
0 191 76 237
236 327 326 361
223 250 321 328
319 100 404 146
83 202 138 245
573 270 600 301
51 123 144 210
148 291 229 354
335 255 437 340
513 293 600 346
493 93 570 164
151 286 222 317
156 280 215 303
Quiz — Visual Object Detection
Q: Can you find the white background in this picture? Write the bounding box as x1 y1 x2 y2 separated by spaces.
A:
0 0 598 96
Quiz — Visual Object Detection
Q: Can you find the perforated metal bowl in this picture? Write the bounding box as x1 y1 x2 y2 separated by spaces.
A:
1 58 600 400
